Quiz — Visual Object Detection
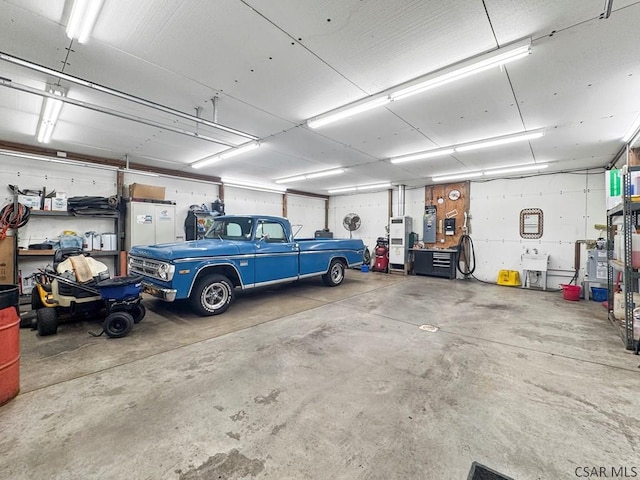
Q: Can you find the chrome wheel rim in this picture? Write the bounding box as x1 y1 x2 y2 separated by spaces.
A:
202 282 229 310
330 263 344 283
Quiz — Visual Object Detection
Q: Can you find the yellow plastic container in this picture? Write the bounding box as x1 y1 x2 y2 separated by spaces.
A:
497 270 521 286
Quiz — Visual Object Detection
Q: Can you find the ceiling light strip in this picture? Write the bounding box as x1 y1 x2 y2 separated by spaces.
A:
483 164 548 175
390 148 455 164
328 183 391 194
432 172 483 182
390 40 531 101
307 97 390 129
0 51 257 140
455 130 544 153
191 141 261 169
66 0 104 44
222 178 286 194
305 38 532 129
0 149 119 171
36 87 65 144
389 130 544 164
1 78 237 147
275 168 345 184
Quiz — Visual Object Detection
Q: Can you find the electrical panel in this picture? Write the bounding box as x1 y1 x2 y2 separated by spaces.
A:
389 216 413 265
444 218 456 236
423 205 436 243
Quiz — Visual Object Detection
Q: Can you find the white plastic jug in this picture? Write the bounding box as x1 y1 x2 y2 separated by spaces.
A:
101 233 117 251
84 232 101 251
613 292 640 319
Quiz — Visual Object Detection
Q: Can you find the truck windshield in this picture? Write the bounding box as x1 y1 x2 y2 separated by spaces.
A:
205 217 253 241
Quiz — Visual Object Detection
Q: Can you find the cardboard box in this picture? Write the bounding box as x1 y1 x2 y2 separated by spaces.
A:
630 148 640 167
18 194 42 210
43 198 52 210
130 183 165 201
52 197 68 211
0 237 15 284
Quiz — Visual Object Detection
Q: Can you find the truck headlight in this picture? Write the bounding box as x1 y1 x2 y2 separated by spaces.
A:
157 263 174 281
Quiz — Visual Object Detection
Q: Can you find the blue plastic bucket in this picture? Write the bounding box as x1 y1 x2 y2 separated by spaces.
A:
591 287 608 302
361 264 369 273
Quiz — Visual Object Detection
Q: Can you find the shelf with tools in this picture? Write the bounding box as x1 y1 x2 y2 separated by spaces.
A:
10 190 124 293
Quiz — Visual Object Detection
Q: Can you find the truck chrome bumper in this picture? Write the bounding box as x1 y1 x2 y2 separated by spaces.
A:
142 281 177 302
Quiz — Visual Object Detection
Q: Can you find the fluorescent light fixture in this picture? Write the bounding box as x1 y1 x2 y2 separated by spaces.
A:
390 148 455 164
36 87 65 144
275 168 346 184
328 187 357 194
356 183 392 191
432 172 483 182
67 0 104 43
390 40 531 101
191 141 260 169
623 113 640 143
454 129 544 153
275 175 306 184
304 39 531 129
327 183 392 194
120 168 160 177
307 97 390 129
0 149 118 171
306 168 345 179
483 164 548 175
222 178 286 194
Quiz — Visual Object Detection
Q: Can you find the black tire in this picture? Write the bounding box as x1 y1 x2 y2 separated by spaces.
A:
36 308 58 336
103 311 134 338
322 259 345 287
363 247 371 266
19 311 37 329
31 286 44 311
130 303 146 324
190 274 234 316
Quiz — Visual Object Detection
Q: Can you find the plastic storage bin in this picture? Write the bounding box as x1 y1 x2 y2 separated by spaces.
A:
561 284 581 301
590 287 608 302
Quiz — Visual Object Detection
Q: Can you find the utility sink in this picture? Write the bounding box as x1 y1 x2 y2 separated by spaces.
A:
521 253 549 271
521 253 549 290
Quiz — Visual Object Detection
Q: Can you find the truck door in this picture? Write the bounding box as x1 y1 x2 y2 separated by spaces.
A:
253 219 299 285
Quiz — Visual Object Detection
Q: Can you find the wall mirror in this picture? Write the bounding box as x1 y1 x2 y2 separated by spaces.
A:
520 208 543 239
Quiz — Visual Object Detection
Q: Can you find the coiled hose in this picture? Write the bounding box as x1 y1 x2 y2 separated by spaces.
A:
0 202 30 240
457 234 476 276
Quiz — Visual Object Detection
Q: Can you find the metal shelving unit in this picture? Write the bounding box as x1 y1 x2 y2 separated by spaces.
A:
14 204 123 276
606 165 640 350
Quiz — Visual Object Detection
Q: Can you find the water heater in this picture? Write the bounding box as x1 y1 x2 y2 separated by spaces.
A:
389 216 413 265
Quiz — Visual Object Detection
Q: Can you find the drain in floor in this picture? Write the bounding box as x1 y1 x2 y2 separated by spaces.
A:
419 324 439 332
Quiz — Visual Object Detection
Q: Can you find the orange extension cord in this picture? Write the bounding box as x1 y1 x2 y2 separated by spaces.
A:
0 202 30 240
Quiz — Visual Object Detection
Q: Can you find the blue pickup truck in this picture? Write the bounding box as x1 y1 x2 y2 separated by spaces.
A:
128 215 365 315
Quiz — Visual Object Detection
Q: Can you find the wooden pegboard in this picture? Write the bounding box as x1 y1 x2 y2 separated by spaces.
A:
424 181 470 249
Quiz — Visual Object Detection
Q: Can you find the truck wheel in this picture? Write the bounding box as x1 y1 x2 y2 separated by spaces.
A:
36 308 58 336
103 311 134 338
322 259 345 287
191 274 234 316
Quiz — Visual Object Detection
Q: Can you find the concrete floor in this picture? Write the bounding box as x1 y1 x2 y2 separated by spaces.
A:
1 271 639 480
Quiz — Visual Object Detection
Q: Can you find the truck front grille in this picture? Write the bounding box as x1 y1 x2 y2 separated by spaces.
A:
129 256 165 281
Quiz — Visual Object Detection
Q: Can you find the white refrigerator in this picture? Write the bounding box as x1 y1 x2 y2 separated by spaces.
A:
126 202 177 250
